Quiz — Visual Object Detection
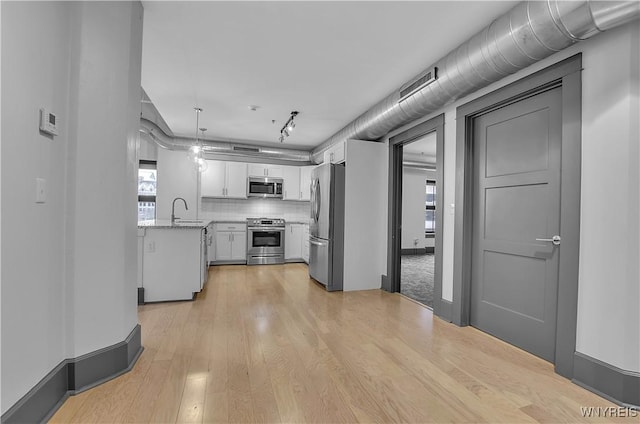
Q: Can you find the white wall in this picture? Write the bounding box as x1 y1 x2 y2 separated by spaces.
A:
401 167 435 249
200 198 310 223
139 137 158 161
156 149 199 220
1 1 143 413
343 140 388 291
1 2 73 412
385 20 640 373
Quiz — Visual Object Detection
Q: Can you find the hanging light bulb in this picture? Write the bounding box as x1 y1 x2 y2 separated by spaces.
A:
193 126 208 172
195 156 208 172
188 107 202 162
287 120 295 132
187 144 201 162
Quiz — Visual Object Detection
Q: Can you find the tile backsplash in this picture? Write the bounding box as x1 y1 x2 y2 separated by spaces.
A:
200 198 310 222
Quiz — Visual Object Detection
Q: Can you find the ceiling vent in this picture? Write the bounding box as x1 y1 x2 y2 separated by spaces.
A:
399 67 438 103
232 146 260 153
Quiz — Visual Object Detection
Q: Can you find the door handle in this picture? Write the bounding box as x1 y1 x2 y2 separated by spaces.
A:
536 235 561 246
309 238 327 246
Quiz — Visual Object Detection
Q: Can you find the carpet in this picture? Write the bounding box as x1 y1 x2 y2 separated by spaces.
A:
400 253 434 308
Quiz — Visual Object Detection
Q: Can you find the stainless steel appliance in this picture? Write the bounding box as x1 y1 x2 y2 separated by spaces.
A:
247 177 283 198
246 218 285 265
309 163 345 291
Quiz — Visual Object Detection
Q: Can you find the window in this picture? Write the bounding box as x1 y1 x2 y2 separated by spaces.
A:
138 160 157 221
425 180 436 235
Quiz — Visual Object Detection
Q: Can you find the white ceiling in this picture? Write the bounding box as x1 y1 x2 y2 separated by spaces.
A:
141 1 518 150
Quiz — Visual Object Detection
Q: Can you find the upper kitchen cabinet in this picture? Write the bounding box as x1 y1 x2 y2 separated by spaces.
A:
299 166 313 201
323 141 345 164
248 163 283 178
282 166 300 200
282 165 314 201
201 160 247 198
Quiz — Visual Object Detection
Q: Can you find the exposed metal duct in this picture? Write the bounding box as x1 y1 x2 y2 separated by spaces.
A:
140 118 312 164
311 0 640 163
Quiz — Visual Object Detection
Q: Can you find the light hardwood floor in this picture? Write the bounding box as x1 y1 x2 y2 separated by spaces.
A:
50 264 636 423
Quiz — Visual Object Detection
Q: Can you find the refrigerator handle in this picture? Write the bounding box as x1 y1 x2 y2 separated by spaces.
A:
312 179 317 220
315 179 321 222
309 236 328 246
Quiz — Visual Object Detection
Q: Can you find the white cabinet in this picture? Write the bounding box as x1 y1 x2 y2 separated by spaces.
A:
214 223 246 263
282 166 301 200
282 165 314 201
300 166 313 201
201 160 247 198
323 141 346 164
248 163 283 178
302 224 310 263
206 222 216 265
285 223 304 261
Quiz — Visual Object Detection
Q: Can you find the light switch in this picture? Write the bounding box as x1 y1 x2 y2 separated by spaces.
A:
36 178 46 203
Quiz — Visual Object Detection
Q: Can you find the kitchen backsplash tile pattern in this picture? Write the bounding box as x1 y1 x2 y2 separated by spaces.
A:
200 198 310 223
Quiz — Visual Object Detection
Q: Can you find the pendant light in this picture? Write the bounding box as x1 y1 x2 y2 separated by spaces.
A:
195 127 208 173
187 107 207 172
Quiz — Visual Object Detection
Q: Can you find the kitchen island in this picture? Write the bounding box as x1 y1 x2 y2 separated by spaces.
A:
137 219 212 302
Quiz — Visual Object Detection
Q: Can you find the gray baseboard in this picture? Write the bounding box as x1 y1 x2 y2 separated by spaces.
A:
138 287 145 304
572 352 640 408
1 324 143 424
401 247 433 255
436 299 453 323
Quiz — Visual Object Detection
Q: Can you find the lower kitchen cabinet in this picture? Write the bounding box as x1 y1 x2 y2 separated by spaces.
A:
213 223 246 263
285 223 304 262
206 223 215 265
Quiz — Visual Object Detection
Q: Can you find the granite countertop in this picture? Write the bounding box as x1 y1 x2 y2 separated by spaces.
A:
138 218 308 229
137 219 214 229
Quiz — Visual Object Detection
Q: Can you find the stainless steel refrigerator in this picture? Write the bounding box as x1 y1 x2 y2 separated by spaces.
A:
309 162 345 291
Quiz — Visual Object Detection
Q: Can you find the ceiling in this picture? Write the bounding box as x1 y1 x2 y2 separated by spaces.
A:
141 1 518 150
403 132 437 165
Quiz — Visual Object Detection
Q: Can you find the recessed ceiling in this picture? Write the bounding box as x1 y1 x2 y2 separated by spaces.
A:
141 1 518 150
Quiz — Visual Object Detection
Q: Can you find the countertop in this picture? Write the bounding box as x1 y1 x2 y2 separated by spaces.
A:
138 218 309 229
138 219 214 229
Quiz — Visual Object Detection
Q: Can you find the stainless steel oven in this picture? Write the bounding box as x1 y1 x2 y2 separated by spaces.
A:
246 218 285 265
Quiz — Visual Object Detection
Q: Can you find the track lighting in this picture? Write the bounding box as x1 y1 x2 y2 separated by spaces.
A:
279 111 298 142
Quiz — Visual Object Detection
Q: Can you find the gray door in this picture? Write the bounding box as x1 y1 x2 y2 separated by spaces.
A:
471 86 562 362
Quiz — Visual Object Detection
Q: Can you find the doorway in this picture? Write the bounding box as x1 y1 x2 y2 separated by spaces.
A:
386 114 446 317
400 134 437 308
453 54 582 377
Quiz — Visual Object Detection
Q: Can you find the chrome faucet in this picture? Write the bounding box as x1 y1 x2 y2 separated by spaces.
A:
171 197 188 223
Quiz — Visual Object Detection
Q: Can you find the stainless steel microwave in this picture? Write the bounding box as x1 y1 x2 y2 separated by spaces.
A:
247 177 283 198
